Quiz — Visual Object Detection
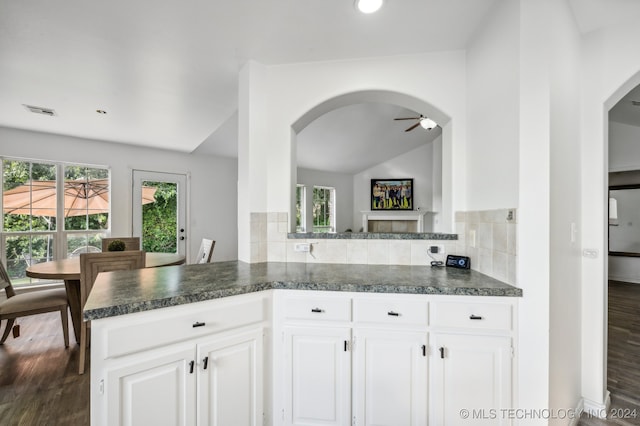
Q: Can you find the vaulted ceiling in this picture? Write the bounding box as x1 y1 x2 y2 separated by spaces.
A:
1 0 637 168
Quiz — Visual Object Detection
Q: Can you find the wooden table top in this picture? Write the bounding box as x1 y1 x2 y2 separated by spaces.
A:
26 252 186 280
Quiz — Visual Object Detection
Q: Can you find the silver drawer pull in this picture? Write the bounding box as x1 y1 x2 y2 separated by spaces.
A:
469 315 483 320
311 308 324 313
387 311 400 317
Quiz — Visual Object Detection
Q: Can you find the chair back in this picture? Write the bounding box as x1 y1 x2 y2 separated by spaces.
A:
79 251 145 306
0 261 16 299
195 239 215 264
101 237 141 252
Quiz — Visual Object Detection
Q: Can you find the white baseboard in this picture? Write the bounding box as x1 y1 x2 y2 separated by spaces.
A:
582 391 611 419
569 398 585 426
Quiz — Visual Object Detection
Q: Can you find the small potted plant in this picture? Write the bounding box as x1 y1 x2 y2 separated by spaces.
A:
107 240 126 252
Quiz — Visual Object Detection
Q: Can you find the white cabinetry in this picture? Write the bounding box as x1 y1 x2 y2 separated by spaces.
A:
274 291 517 426
283 326 351 425
430 299 515 426
91 292 267 426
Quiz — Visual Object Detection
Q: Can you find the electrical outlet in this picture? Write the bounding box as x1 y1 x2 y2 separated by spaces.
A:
294 243 311 252
429 244 445 254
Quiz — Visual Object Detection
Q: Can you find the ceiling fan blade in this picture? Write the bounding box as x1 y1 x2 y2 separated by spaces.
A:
405 122 421 132
394 117 421 121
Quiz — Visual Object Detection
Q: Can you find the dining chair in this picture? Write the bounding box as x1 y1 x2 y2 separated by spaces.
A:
78 251 145 374
101 237 141 252
0 261 69 348
195 238 215 264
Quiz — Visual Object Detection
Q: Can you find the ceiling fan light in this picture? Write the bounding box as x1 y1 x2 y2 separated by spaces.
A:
356 0 384 14
420 117 437 130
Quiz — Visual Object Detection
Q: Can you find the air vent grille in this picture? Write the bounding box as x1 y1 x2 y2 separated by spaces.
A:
23 104 57 116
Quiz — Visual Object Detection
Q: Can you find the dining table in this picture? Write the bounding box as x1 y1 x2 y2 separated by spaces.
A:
26 252 186 343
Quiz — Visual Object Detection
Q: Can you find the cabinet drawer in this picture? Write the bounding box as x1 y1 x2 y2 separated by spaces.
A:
103 296 264 358
430 301 512 331
353 298 428 326
284 296 352 322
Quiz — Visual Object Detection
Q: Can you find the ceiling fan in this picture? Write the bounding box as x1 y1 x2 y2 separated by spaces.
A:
394 115 437 132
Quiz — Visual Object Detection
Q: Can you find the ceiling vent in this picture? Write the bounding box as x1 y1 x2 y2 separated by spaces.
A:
23 104 57 116
631 100 640 107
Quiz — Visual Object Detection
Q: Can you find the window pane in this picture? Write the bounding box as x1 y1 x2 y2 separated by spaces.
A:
67 233 104 257
296 185 306 232
64 166 109 230
312 186 335 233
3 234 55 286
3 160 57 232
141 181 176 253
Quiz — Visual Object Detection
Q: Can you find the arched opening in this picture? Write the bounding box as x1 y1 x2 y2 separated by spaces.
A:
289 90 453 234
602 69 640 409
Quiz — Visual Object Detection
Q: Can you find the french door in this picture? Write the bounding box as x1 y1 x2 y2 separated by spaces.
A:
132 170 187 256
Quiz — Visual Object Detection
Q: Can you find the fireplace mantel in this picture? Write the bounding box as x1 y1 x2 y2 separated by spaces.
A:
362 211 431 233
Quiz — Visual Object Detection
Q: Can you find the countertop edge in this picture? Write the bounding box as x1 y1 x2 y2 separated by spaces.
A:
84 280 523 321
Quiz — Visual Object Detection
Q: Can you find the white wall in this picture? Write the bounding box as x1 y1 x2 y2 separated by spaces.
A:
238 51 467 261
609 121 640 172
465 0 520 211
548 0 583 422
297 168 354 232
0 126 239 262
353 142 436 231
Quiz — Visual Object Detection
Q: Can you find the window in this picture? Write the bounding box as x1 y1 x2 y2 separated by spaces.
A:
312 186 335 233
1 158 110 287
296 184 306 233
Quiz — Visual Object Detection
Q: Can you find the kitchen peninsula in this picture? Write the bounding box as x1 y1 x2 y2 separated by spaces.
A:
85 261 522 426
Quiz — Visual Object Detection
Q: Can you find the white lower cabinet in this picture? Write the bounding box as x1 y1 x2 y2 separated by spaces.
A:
353 329 428 426
106 344 196 426
274 291 517 426
91 293 267 426
431 334 512 426
283 326 352 425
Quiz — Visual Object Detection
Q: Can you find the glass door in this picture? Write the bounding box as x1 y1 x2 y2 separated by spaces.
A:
132 170 187 256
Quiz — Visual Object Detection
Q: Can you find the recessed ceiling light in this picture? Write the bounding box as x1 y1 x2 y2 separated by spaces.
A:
355 0 383 14
96 109 107 115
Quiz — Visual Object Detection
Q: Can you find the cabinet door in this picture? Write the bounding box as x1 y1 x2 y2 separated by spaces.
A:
353 329 428 426
106 345 196 426
431 334 512 426
283 326 352 426
197 327 263 426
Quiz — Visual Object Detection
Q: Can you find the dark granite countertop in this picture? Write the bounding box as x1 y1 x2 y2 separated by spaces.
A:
83 261 522 321
288 232 457 240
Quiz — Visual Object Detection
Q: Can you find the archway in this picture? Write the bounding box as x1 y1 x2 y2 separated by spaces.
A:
289 90 453 234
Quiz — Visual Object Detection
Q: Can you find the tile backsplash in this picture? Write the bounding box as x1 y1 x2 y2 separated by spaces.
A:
250 209 517 285
454 208 517 285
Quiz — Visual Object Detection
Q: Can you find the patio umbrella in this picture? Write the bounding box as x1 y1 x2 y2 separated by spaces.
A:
2 178 157 217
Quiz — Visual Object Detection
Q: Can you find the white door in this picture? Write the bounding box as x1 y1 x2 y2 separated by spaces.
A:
353 329 428 426
197 327 263 426
283 326 352 426
106 345 196 426
132 170 187 256
431 334 512 426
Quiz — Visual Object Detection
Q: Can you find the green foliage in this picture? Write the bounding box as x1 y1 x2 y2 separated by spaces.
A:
141 181 177 253
107 240 126 251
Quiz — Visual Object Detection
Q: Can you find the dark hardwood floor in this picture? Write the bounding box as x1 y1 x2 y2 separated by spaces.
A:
579 280 640 425
0 312 89 426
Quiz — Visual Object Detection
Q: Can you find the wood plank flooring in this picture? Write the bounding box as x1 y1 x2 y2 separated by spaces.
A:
0 312 89 426
579 281 640 425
